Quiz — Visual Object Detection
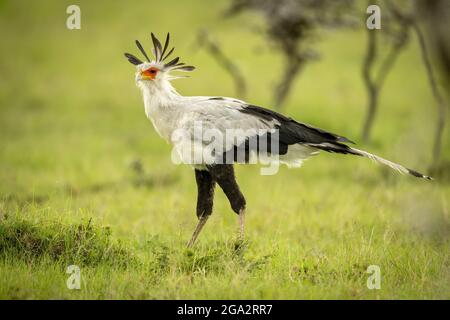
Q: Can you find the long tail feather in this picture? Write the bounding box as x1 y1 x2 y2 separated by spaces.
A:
306 142 432 180
349 147 432 180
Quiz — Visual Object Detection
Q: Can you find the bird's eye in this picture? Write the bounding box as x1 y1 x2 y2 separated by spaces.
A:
141 67 159 79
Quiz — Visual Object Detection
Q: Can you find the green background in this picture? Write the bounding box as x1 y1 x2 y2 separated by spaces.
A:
0 0 448 299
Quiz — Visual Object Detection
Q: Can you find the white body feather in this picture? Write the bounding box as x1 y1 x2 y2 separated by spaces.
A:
134 61 430 180
138 79 316 169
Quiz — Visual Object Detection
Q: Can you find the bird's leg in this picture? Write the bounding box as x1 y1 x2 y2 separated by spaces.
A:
187 214 209 248
187 169 215 248
238 208 245 241
209 165 247 241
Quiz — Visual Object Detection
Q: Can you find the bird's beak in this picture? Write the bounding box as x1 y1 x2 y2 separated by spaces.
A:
141 74 153 81
136 73 152 82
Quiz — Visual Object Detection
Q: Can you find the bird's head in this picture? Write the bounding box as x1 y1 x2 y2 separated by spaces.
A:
124 33 195 87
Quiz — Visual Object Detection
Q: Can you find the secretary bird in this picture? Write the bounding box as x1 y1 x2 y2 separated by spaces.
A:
124 33 431 247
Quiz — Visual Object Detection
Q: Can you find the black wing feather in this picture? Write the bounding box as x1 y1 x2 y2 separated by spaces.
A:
239 104 355 147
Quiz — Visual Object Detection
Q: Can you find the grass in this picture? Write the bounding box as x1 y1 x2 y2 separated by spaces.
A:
0 0 449 299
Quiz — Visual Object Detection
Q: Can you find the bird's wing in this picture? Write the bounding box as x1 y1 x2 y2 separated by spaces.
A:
171 97 274 166
171 97 352 167
237 104 355 145
170 97 431 179
226 102 431 179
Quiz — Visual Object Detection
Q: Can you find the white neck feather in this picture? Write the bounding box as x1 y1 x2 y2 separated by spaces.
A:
138 79 183 141
139 78 180 112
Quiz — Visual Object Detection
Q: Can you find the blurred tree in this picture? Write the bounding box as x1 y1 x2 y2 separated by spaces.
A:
361 0 447 169
222 0 446 169
196 29 248 99
416 0 449 172
416 0 450 94
225 0 357 110
361 0 410 143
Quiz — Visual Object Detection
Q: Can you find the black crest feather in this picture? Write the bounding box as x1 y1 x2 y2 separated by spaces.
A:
162 47 175 61
124 53 143 65
135 40 150 62
151 33 163 61
164 57 180 68
124 32 195 72
161 33 170 58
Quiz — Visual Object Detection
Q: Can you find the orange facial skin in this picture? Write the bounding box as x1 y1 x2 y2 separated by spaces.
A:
141 67 159 80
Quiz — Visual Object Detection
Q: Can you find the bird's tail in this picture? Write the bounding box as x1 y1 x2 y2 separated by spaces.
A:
349 147 432 180
306 142 432 180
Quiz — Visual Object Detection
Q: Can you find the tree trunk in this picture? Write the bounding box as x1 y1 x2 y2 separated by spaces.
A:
197 30 247 99
361 24 378 142
413 22 447 167
273 57 303 110
362 87 379 142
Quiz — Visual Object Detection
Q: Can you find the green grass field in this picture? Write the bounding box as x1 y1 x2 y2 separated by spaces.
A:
0 0 449 299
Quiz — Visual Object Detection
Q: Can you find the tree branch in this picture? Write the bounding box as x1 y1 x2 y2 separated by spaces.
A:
412 21 447 166
197 30 247 99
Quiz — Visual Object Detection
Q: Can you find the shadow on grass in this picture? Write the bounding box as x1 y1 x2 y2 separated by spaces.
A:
1 169 178 208
64 174 178 197
63 160 179 197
